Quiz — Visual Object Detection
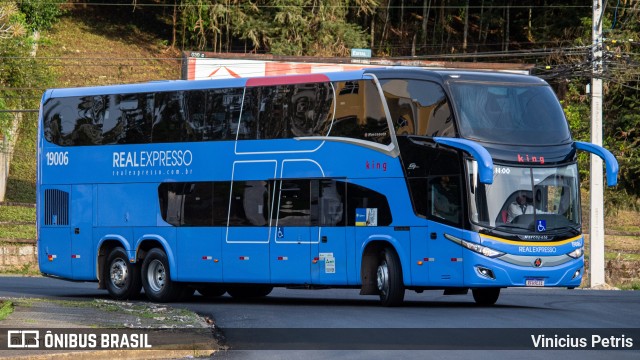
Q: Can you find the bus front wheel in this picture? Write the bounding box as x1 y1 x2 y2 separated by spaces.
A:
141 248 184 302
472 288 501 306
105 247 142 300
377 248 405 306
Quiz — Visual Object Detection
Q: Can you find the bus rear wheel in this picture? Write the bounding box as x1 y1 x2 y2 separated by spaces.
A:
472 288 501 306
105 246 142 300
377 248 405 307
141 248 184 302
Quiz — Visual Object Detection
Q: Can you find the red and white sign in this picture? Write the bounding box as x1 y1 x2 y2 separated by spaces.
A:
185 57 375 81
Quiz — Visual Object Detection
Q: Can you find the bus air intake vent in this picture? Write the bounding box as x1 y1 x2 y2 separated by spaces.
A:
44 189 69 226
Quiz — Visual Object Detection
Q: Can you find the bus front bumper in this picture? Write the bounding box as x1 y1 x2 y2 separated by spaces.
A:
462 250 584 288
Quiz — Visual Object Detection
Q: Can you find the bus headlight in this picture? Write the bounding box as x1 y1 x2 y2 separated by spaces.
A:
567 248 584 259
444 233 504 258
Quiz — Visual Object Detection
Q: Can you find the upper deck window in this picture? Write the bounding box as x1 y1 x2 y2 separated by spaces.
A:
380 79 455 138
42 80 392 148
448 82 571 145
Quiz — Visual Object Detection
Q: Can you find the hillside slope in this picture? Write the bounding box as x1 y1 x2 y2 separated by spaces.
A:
6 5 181 204
1 5 182 251
41 5 182 87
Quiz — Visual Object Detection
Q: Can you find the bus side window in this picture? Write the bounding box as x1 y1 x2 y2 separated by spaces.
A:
152 91 191 143
274 180 311 226
318 180 345 226
289 83 333 137
407 177 428 217
345 182 392 226
43 97 78 146
331 80 391 146
228 181 269 226
182 182 214 226
184 91 208 141
158 183 185 226
243 181 269 226
212 182 231 225
429 175 462 225
380 79 455 138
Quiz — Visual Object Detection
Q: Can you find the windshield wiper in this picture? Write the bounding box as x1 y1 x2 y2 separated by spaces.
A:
494 224 526 230
480 224 527 237
548 226 581 236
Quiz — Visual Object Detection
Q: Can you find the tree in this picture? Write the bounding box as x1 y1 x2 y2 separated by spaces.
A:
0 1 58 141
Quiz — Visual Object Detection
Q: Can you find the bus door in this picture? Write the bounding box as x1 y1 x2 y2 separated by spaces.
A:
427 174 464 286
175 182 223 283
428 223 464 285
39 186 72 278
223 161 275 283
271 178 312 284
410 226 430 286
311 179 347 285
70 185 95 280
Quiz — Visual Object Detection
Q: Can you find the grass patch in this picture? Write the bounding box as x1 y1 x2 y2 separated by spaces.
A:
4 113 38 204
0 224 36 240
40 12 181 88
605 252 640 262
0 301 14 321
0 263 40 276
0 205 35 223
622 282 640 290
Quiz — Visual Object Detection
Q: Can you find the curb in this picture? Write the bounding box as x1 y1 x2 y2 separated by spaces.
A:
1 298 221 359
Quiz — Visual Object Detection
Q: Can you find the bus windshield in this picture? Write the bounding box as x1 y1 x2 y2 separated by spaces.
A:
467 160 581 235
449 82 571 145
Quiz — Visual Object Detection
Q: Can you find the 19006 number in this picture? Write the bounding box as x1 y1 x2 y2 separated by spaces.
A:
46 151 69 166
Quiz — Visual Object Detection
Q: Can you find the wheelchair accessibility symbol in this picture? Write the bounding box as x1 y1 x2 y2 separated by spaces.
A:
536 220 547 232
277 226 284 238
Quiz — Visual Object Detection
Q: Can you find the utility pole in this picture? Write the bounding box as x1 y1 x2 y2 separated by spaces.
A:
590 0 605 287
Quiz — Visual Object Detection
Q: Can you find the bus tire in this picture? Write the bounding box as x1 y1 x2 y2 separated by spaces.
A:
105 247 142 300
472 288 500 306
227 285 273 299
197 286 227 298
377 248 405 307
141 248 184 302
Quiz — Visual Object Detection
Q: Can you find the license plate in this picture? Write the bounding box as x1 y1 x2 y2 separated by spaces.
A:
526 278 545 287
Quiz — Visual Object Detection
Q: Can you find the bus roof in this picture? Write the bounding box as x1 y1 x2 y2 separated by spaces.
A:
42 66 545 102
364 67 547 86
42 69 373 101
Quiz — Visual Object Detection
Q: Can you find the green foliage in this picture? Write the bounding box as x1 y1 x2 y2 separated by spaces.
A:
605 188 640 214
0 97 12 142
177 0 371 56
0 205 35 223
5 113 38 203
17 0 65 32
0 301 14 321
561 82 590 186
0 2 43 204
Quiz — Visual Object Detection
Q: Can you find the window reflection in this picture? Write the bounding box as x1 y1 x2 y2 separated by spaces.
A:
43 80 392 147
381 79 455 138
450 82 571 145
158 179 391 228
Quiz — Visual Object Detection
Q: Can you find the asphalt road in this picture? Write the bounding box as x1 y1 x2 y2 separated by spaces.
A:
1 276 639 360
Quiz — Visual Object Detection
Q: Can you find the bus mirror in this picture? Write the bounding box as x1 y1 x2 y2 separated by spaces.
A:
434 137 494 184
574 141 619 187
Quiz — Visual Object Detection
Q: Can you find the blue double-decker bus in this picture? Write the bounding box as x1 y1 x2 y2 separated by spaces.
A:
37 67 618 306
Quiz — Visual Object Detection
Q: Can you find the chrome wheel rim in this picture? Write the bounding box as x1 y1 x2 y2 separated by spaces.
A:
147 259 166 293
377 260 389 296
110 258 128 289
